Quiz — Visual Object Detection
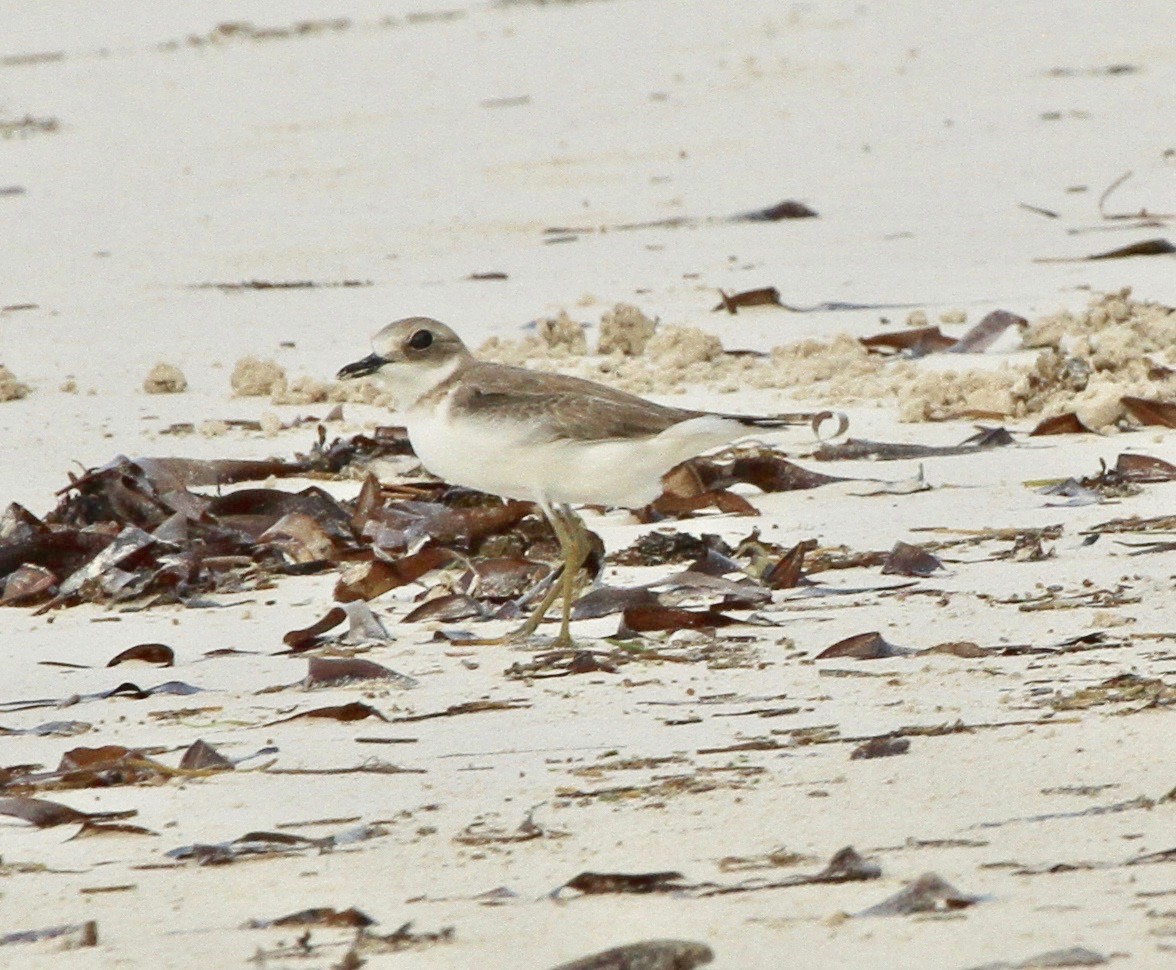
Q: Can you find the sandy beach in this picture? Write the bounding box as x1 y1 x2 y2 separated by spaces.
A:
2 2 1174 967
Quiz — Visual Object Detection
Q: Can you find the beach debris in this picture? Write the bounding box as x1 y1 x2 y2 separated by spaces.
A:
0 795 137 828
549 940 714 970
1120 395 1176 427
358 921 455 954
0 364 31 401
506 648 624 679
713 287 785 314
244 906 375 929
106 643 174 667
390 699 531 723
619 603 744 634
268 702 390 725
964 946 1108 969
142 362 187 394
560 870 690 896
811 427 1013 461
880 542 944 577
816 632 912 660
857 872 982 916
734 199 818 221
1036 238 1175 262
178 739 233 771
850 735 911 760
0 920 98 950
304 657 417 689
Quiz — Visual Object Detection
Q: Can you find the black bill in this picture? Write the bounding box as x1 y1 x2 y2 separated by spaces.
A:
336 353 385 380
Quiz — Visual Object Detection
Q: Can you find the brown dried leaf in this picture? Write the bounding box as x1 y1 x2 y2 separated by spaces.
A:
1030 413 1093 436
106 643 174 667
880 541 943 577
252 907 376 929
857 872 981 916
764 539 816 589
564 871 688 895
850 736 911 760
272 701 389 725
304 657 407 687
0 795 93 827
283 606 347 649
860 326 958 355
0 563 57 606
334 545 454 601
713 287 784 314
403 592 485 623
178 739 234 771
816 631 907 660
1120 396 1176 428
1114 453 1176 482
621 604 741 633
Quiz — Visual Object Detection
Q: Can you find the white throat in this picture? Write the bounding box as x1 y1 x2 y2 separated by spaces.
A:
376 355 463 411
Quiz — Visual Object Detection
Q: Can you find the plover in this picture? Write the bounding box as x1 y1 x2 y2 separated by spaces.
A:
338 317 808 646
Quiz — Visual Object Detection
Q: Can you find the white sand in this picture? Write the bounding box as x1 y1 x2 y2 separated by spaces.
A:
1 2 1173 967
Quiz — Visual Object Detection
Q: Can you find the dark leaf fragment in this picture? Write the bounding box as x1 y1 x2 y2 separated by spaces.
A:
734 199 818 221
850 735 911 760
107 643 174 667
880 541 943 577
178 739 234 771
1085 238 1175 259
1120 396 1176 428
1113 452 1176 482
0 795 133 828
1029 413 1093 436
271 701 389 725
550 939 714 970
947 310 1026 353
816 631 908 660
0 920 97 949
712 287 784 314
334 545 455 601
857 872 981 916
860 326 958 355
305 657 415 688
621 604 742 633
247 907 376 929
283 606 346 649
764 539 816 589
564 870 688 895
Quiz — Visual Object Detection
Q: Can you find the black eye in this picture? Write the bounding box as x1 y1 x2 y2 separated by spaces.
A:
407 329 433 351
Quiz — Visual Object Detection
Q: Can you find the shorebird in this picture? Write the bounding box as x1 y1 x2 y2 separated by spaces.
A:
338 317 807 646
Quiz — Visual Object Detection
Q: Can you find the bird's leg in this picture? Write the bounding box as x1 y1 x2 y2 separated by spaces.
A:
454 500 582 646
551 504 591 648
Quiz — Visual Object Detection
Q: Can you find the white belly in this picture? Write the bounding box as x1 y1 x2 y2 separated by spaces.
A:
405 401 745 508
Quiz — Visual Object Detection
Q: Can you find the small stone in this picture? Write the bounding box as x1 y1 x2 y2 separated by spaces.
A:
905 309 929 328
258 411 282 436
231 357 285 396
143 362 188 394
0 365 30 401
939 308 967 324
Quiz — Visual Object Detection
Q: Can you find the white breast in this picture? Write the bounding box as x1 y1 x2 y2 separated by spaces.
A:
405 394 747 508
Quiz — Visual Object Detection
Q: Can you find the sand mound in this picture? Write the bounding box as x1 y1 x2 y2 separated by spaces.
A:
475 293 1175 430
143 362 188 394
